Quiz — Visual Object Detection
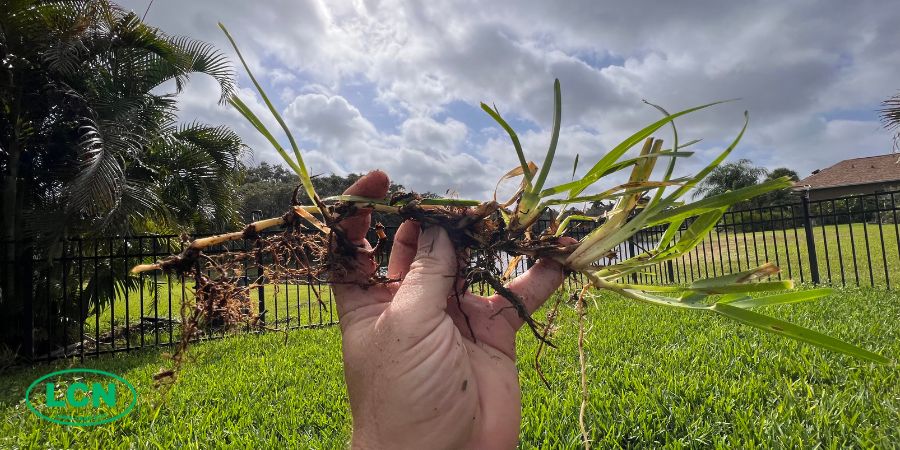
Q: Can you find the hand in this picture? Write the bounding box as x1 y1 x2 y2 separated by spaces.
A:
332 171 568 450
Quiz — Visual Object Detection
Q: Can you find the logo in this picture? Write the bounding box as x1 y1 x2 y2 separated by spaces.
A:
25 369 137 426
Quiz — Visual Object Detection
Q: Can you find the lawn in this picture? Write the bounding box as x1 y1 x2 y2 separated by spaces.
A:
72 280 336 353
2 286 898 448
633 222 900 289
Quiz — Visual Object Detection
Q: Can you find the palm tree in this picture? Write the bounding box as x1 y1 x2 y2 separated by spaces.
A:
692 158 769 200
1 0 245 353
879 92 900 151
2 0 242 239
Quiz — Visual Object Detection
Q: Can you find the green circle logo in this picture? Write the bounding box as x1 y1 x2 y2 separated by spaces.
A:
25 369 137 426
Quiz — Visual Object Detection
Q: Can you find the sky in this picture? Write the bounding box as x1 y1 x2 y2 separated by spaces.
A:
121 0 898 199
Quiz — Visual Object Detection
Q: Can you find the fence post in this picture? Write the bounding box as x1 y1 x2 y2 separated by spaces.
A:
801 189 821 284
666 260 676 284
254 237 266 326
257 272 266 326
19 245 34 360
627 239 638 283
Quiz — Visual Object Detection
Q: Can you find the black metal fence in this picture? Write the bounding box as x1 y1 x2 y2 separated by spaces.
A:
2 232 338 363
5 188 900 363
601 189 900 289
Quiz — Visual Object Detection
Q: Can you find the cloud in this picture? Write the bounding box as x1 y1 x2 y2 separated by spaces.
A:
121 0 899 199
283 92 377 148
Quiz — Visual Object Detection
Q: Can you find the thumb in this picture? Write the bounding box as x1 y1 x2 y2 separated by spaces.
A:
388 226 458 327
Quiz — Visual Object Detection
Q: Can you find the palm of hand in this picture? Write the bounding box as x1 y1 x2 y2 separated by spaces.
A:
332 172 566 450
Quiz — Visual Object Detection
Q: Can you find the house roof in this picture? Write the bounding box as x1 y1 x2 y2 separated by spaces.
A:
796 153 900 190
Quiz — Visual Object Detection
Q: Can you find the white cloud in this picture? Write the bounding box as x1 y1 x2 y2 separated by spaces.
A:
122 0 899 198
400 117 467 153
283 92 377 149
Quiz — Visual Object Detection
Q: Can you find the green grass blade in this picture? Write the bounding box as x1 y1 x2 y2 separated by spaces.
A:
643 100 680 183
595 208 722 281
571 153 580 180
727 288 833 309
664 111 749 202
321 195 389 204
419 198 482 206
571 100 732 199
713 293 752 304
618 289 709 310
649 177 793 225
691 280 794 295
542 180 688 206
220 23 318 207
540 151 694 197
481 103 532 185
555 214 597 236
654 218 685 252
644 100 681 204
229 96 303 177
690 263 779 289
532 79 562 192
662 208 725 256
712 303 889 364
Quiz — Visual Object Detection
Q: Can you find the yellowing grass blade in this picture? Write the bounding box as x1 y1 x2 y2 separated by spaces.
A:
292 206 330 234
540 150 694 197
494 161 538 203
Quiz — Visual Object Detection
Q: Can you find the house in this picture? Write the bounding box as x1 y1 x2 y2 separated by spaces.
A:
795 153 900 201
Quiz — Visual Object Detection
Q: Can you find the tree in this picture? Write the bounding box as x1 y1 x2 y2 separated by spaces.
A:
693 158 769 201
236 163 408 224
767 167 799 182
1 0 244 239
880 91 900 150
1 0 244 352
760 167 800 205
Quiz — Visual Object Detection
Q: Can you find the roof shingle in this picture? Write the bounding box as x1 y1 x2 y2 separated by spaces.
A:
796 153 900 189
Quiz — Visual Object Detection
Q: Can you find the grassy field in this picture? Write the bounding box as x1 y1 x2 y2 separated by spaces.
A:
71 280 336 351
3 286 898 448
633 222 900 289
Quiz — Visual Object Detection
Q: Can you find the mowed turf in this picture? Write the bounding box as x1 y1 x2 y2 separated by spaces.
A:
2 287 897 448
77 280 336 346
658 222 900 288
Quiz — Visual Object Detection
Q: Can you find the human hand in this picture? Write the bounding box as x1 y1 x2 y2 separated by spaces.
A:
332 171 568 450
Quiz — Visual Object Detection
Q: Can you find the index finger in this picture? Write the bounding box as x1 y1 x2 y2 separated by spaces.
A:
337 170 390 243
330 171 390 314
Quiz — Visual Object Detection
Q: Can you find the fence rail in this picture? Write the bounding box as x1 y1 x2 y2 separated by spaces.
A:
2 231 338 363
4 188 900 362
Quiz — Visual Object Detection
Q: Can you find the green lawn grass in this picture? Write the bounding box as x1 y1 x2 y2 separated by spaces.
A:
77 280 335 351
637 222 900 289
3 286 898 448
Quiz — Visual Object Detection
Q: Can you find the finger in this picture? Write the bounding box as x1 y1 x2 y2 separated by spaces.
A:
331 171 390 315
491 238 575 330
337 170 390 243
386 226 457 330
386 220 420 281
